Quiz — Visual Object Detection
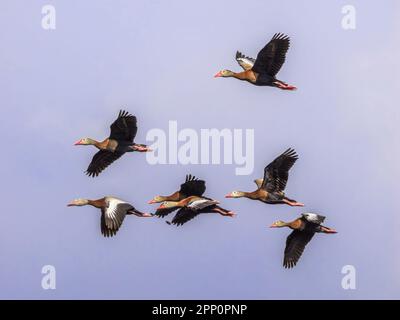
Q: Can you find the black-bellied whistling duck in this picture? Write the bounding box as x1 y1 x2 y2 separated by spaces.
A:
148 174 206 204
67 196 152 237
74 110 151 177
155 196 235 226
225 148 303 206
270 213 337 268
214 33 296 90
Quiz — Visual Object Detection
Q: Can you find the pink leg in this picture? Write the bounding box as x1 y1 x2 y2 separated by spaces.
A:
282 199 304 207
213 208 236 217
274 82 297 90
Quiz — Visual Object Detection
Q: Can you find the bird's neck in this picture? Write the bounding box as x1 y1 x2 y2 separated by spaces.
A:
85 138 107 149
245 189 266 200
233 70 257 82
164 191 181 202
97 138 111 150
288 219 303 230
88 198 105 209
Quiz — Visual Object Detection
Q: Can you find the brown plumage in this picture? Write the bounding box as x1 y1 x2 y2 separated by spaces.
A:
67 196 152 237
270 213 337 268
155 196 235 226
215 33 296 90
225 148 304 207
74 110 151 177
148 174 206 205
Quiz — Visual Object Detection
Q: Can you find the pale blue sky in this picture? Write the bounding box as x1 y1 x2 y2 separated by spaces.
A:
0 0 399 299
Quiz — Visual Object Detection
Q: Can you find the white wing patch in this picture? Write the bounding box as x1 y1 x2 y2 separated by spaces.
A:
254 178 264 188
236 51 255 71
104 197 132 230
302 213 326 224
188 199 218 211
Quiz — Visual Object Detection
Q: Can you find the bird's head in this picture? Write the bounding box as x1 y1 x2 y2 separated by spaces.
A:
132 144 152 152
74 138 94 146
67 199 89 207
225 191 244 198
148 195 164 204
269 220 288 228
214 70 234 78
157 201 178 210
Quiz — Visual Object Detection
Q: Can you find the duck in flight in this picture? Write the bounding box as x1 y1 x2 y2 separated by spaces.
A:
270 213 337 268
148 174 206 204
155 196 235 226
74 110 151 177
225 148 303 206
214 33 296 90
67 196 152 237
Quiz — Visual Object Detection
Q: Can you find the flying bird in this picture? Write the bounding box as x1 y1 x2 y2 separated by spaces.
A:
270 213 337 268
148 174 206 204
67 196 152 237
155 196 235 226
225 148 303 206
214 33 296 90
74 110 151 177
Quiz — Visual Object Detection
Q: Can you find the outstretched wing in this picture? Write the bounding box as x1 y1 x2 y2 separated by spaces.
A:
179 174 206 197
154 206 180 218
283 229 315 268
261 148 298 193
168 208 201 226
101 213 117 237
86 150 124 177
109 110 138 142
252 33 290 76
235 51 255 71
100 200 132 237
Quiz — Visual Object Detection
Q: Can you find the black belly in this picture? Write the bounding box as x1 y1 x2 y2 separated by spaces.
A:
255 73 276 86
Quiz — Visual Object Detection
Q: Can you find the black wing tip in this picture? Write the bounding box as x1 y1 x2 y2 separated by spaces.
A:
166 219 184 226
236 51 254 61
155 212 168 218
185 174 206 183
273 32 290 41
117 109 135 119
101 229 117 238
283 148 298 159
185 174 198 182
85 170 99 178
283 260 297 269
